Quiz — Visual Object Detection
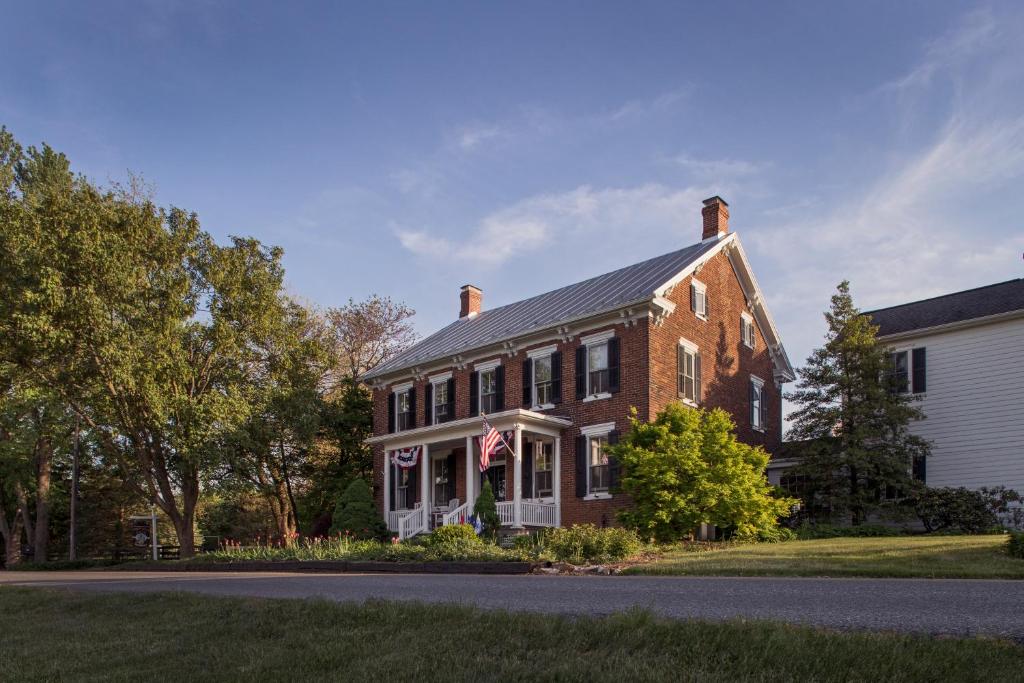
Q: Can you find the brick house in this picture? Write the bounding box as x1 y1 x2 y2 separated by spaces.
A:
364 196 795 538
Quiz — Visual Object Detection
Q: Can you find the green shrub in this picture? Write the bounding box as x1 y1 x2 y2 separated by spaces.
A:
544 524 642 564
1008 532 1024 559
427 524 480 546
795 523 905 540
472 481 501 541
910 487 1002 534
330 479 389 540
743 526 796 543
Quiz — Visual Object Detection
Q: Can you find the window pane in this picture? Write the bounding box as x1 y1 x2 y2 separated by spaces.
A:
534 356 552 382
752 384 762 427
589 343 608 371
434 382 448 405
480 370 496 396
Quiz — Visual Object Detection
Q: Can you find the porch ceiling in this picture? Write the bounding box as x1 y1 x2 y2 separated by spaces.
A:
365 408 572 450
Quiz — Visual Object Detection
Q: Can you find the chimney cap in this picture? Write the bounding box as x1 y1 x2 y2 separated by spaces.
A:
460 284 482 292
702 195 729 207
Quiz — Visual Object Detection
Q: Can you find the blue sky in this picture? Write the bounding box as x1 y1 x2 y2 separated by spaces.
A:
3 1 1023 399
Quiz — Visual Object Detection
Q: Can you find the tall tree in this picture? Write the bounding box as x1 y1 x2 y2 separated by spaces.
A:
786 281 930 525
0 129 291 557
325 295 416 379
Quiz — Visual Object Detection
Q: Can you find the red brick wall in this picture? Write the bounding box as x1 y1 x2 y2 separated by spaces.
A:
648 248 783 453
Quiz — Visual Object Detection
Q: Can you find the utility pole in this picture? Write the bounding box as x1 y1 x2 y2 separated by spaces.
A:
69 416 80 561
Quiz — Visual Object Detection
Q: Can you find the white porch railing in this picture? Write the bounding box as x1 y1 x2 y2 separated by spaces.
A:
442 502 471 526
396 506 427 540
496 501 515 526
386 510 403 533
520 501 557 527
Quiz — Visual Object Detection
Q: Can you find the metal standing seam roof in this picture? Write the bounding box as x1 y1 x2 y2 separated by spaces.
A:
363 239 722 379
865 279 1024 337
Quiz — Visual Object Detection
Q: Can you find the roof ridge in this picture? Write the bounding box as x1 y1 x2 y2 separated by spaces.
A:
864 278 1024 315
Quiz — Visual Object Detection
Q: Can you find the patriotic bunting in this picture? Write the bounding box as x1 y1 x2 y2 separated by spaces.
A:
390 446 421 469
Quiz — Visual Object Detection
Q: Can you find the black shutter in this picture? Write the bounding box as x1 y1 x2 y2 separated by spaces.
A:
551 351 562 404
446 452 457 502
422 383 431 425
608 337 620 393
387 392 396 433
469 371 479 416
575 346 587 399
575 435 587 498
522 358 532 407
607 430 621 492
695 352 702 404
389 462 396 511
522 442 533 499
676 345 684 396
495 365 505 411
446 378 456 423
912 348 927 394
760 385 769 432
690 283 696 312
409 387 417 427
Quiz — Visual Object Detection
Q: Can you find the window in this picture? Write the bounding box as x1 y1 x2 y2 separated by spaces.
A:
588 435 609 493
741 313 756 349
433 457 450 504
534 355 553 406
750 377 766 431
394 467 412 509
479 369 497 414
396 390 413 431
888 351 910 394
533 440 553 498
432 380 449 424
588 343 609 395
691 279 708 319
677 340 700 404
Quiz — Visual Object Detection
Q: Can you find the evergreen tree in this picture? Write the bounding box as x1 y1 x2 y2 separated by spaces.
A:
786 281 930 525
330 478 387 540
472 480 500 541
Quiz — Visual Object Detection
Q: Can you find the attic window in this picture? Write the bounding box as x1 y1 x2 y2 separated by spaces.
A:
690 279 708 320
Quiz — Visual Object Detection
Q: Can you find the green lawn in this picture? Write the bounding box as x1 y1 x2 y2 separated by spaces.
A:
625 535 1024 579
2 588 1022 682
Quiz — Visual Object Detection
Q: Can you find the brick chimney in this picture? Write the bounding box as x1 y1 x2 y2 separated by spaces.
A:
460 284 482 318
701 196 729 240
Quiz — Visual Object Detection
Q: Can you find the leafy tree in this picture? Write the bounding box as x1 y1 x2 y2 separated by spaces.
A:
472 480 500 541
324 295 416 379
330 478 387 540
614 403 795 543
786 282 930 525
0 129 292 557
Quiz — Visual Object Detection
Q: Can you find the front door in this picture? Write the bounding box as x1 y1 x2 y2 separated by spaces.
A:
482 461 507 502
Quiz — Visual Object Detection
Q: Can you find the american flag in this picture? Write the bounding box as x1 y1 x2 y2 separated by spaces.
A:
479 417 502 472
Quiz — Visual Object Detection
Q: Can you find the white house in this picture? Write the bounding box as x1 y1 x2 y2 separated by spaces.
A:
861 279 1024 495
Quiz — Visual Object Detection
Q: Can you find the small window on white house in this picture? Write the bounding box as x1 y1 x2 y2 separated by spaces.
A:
690 279 708 320
887 348 927 394
888 351 910 394
750 377 766 432
741 312 756 349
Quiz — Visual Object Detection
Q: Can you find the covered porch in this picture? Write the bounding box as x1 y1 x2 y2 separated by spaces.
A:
368 409 571 540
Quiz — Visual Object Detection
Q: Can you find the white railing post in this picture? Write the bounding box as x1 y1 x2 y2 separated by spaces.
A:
465 434 475 510
420 442 430 527
512 425 523 528
383 451 391 521
554 436 562 528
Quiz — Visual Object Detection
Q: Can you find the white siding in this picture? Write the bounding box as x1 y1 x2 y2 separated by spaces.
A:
891 317 1024 494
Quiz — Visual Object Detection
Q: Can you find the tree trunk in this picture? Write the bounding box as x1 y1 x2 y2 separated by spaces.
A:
34 435 53 562
15 483 33 557
0 508 24 567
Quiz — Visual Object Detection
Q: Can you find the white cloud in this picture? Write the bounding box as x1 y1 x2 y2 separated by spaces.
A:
453 123 505 151
398 183 717 266
606 87 690 123
671 153 766 179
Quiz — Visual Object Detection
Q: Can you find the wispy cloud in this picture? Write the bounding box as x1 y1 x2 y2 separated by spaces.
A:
670 153 766 179
398 183 716 266
605 87 690 123
451 123 506 151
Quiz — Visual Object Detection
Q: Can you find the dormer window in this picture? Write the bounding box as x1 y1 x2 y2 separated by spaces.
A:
691 279 708 320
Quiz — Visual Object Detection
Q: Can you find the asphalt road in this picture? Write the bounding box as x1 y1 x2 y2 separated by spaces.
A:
4 571 1023 641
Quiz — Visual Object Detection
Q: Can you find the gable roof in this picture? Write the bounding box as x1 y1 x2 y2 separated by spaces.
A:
866 279 1024 338
365 233 795 382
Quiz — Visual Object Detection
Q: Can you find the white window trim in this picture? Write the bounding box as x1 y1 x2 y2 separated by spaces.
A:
580 329 615 346
582 423 615 500
474 358 501 373
741 312 755 349
750 375 766 433
391 381 413 394
691 279 708 321
581 333 614 399
888 347 915 394
430 373 451 425
392 383 413 432
526 344 558 360
678 338 699 407
429 371 452 384
582 392 611 403
531 439 555 501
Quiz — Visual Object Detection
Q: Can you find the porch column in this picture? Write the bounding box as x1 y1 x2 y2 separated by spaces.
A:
420 443 430 514
383 449 391 520
513 424 523 528
465 434 475 508
553 436 561 528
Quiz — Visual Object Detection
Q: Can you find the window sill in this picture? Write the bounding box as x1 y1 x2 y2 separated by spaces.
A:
583 492 612 501
582 392 612 403
531 403 555 411
752 426 766 433
696 314 708 322
678 397 698 408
